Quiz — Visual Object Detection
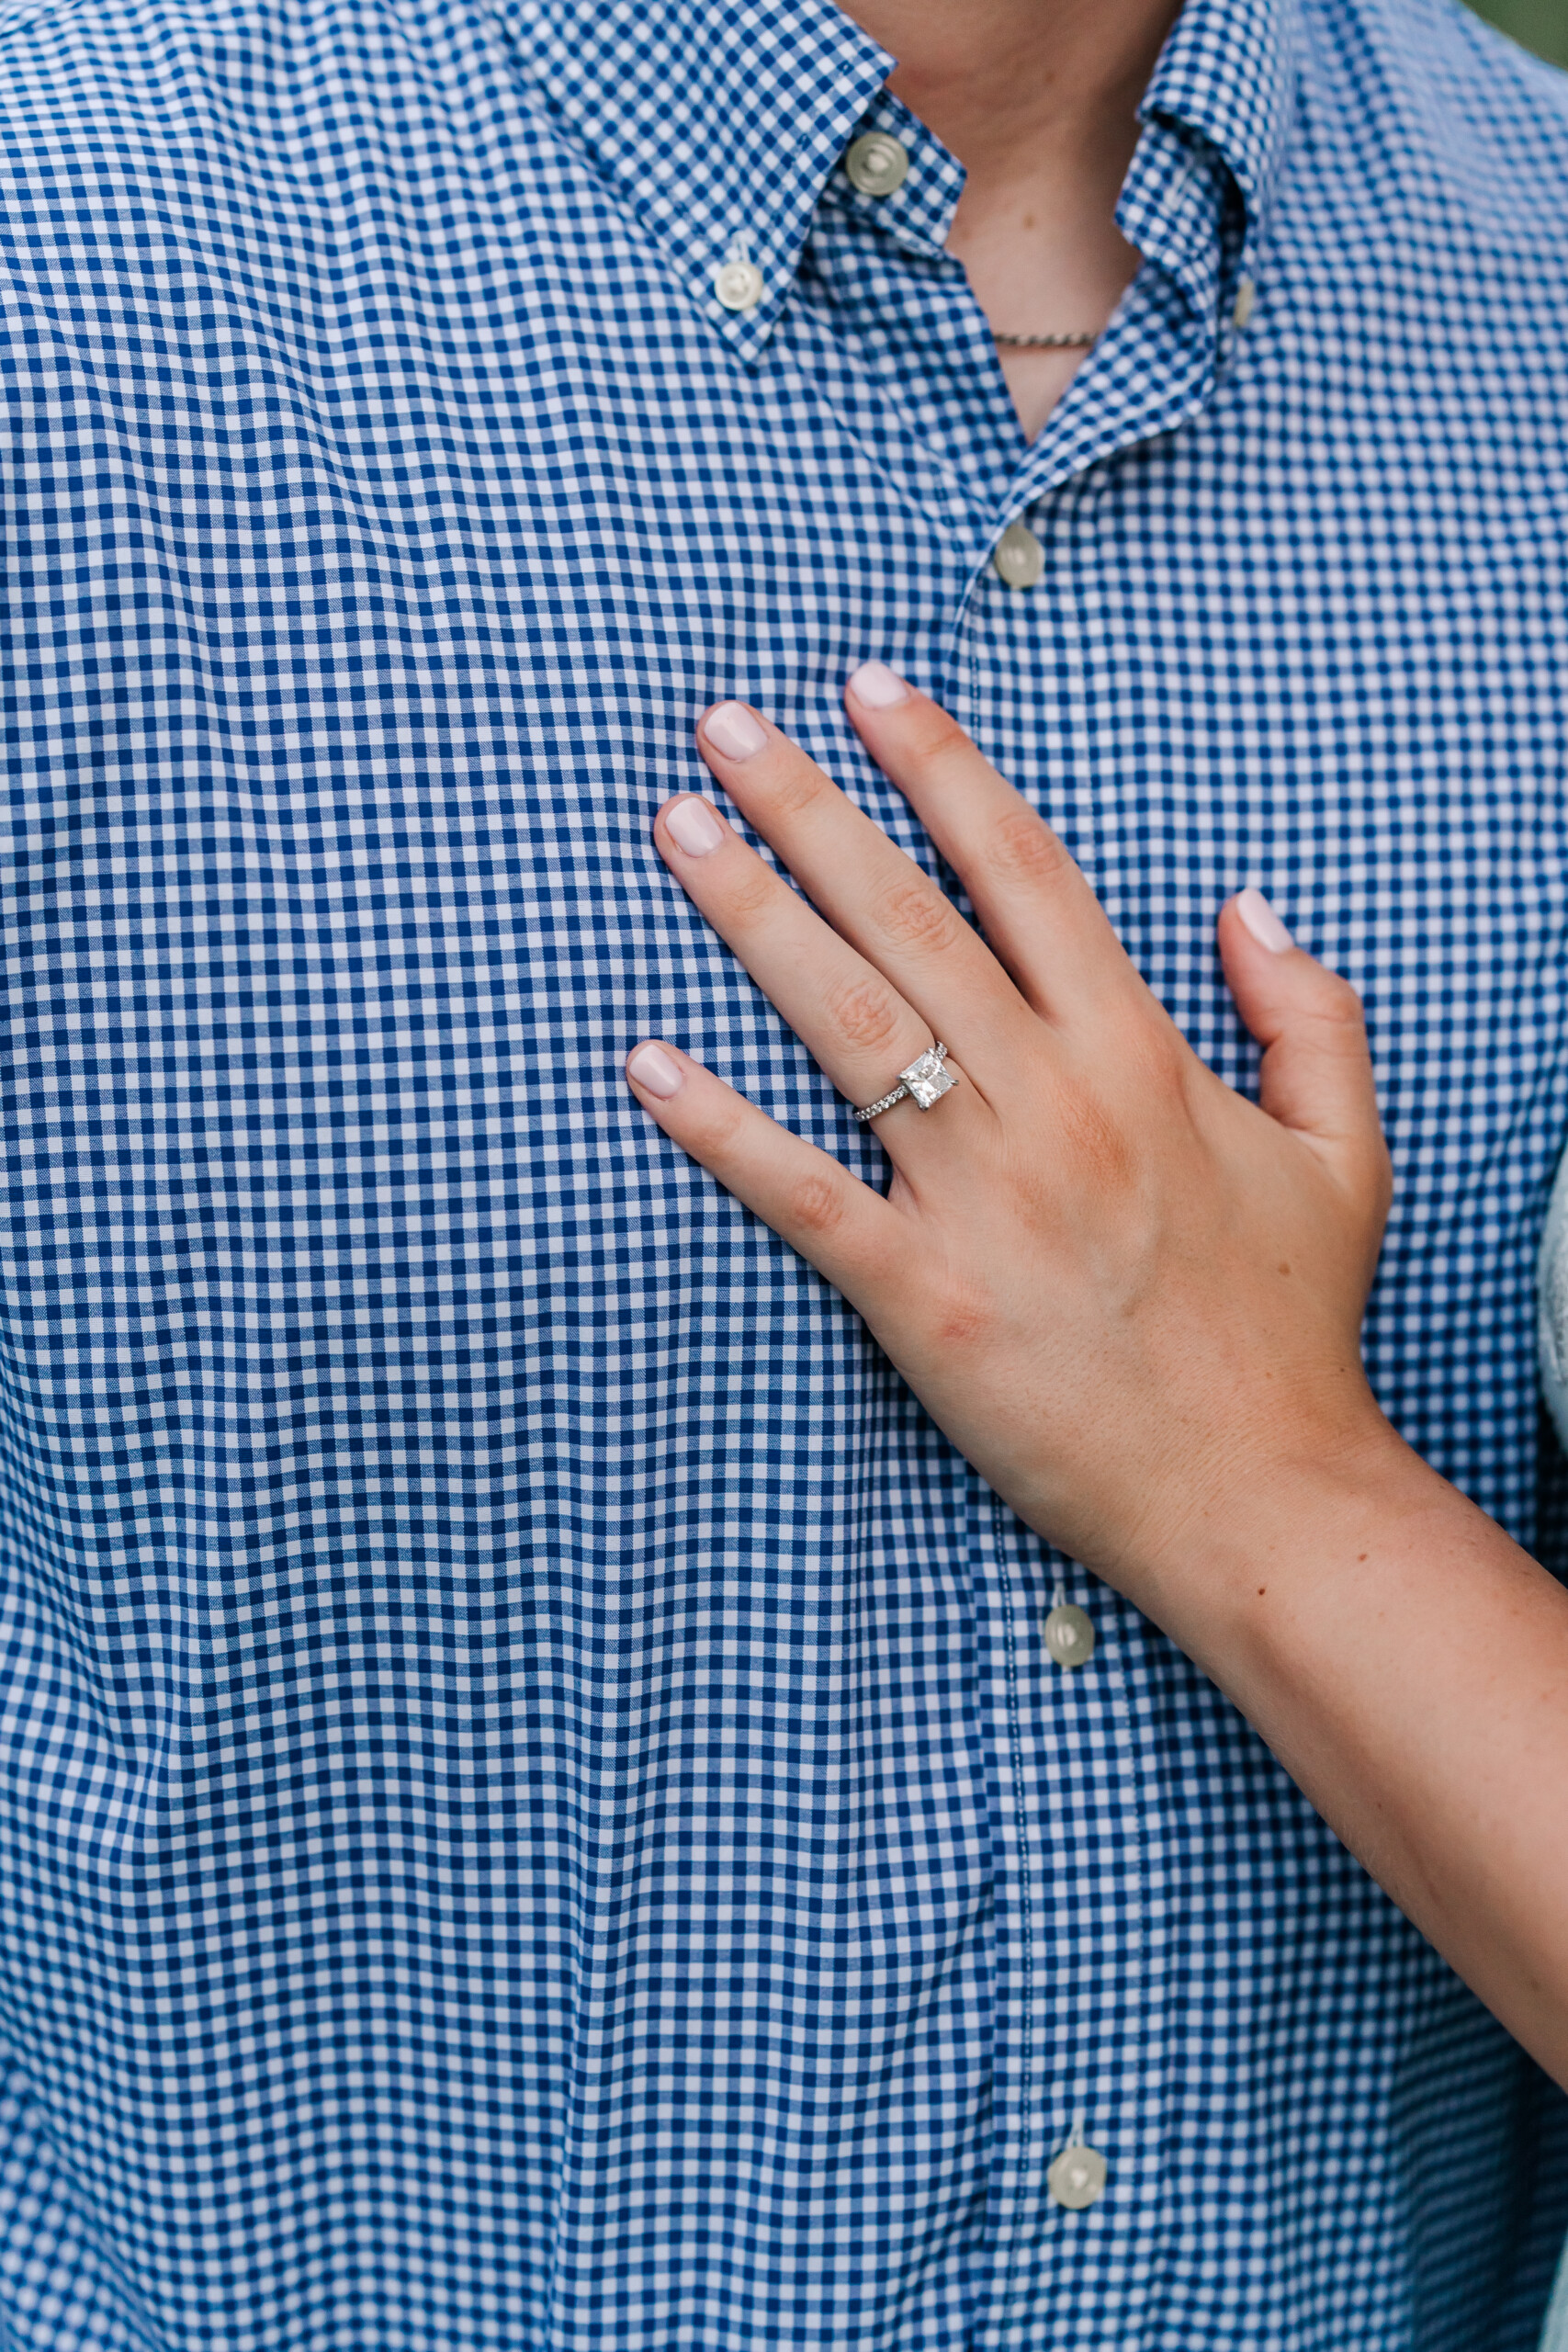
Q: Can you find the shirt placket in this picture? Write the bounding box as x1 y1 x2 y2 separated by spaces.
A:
782 83 1257 2341
823 124 1243 2335
942 528 1169 2344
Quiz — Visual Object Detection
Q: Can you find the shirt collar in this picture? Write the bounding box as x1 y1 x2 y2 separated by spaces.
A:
505 0 897 362
1139 0 1298 229
506 0 1297 363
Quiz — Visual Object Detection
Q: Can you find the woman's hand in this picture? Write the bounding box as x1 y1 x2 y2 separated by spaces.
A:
626 667 1568 2096
625 663 1396 1622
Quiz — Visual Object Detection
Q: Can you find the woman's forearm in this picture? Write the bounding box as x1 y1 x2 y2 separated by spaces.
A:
1152 1431 1568 2087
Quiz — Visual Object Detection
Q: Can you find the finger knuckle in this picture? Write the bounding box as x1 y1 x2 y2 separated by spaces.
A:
1304 975 1371 1047
1048 1044 1157 1189
696 1092 753 1159
1055 1091 1137 1190
721 865 780 926
873 877 958 956
902 704 971 767
820 975 906 1057
985 808 1075 892
1322 972 1369 1026
931 1275 997 1355
1121 1019 1189 1103
785 1168 849 1240
762 759 829 824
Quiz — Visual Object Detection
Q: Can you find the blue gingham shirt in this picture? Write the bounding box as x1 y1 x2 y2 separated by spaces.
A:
1 0 1566 2341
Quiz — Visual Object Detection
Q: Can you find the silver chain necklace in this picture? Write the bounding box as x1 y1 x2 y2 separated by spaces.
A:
990 329 1098 349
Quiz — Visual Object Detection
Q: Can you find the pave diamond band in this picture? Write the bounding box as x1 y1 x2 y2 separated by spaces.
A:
854 1044 957 1124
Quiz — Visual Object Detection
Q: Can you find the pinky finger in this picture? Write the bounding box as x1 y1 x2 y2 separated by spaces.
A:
625 1040 899 1296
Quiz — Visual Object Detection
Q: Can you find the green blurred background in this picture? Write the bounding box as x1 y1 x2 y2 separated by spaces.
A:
1468 0 1568 64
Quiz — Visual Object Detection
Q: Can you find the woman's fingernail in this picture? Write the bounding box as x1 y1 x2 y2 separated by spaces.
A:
1236 888 1294 953
627 1043 684 1100
848 661 911 710
665 797 725 856
701 702 768 761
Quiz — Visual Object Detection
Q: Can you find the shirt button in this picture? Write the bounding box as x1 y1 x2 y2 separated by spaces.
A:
714 257 765 311
1044 1602 1095 1669
844 130 910 198
992 522 1044 590
1232 274 1257 330
1047 2142 1109 2211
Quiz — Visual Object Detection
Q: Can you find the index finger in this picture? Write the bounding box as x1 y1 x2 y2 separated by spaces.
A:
841 663 1146 1024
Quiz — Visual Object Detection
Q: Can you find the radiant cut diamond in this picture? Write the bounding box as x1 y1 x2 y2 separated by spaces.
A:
900 1047 956 1111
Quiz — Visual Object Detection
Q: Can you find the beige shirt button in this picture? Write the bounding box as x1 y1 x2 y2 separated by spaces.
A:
1047 2142 1108 2211
1044 1603 1095 1669
992 522 1044 590
714 257 765 312
844 130 910 198
1232 275 1257 330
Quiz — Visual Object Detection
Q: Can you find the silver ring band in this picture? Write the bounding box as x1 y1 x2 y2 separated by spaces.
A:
855 1080 913 1124
854 1044 957 1123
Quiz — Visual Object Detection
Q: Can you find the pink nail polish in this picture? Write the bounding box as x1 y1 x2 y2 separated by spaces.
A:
665 797 725 856
848 661 911 710
627 1043 683 1099
1235 888 1294 953
701 702 768 761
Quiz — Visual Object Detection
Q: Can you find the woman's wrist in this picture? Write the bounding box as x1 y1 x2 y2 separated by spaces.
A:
1126 1403 1450 1679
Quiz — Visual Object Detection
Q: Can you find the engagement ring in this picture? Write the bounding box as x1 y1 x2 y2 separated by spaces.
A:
854 1044 957 1123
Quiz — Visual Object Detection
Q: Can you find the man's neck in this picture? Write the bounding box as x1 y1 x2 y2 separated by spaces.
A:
837 0 1181 436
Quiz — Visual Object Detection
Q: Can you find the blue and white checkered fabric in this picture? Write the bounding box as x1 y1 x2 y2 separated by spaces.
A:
0 0 1564 2340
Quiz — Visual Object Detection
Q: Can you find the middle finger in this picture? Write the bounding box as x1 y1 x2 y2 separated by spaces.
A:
694 701 1035 1077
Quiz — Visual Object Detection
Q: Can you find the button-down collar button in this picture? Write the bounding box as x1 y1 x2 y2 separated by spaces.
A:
714 256 766 311
992 522 1044 590
1044 1603 1095 1669
844 130 910 198
1232 275 1257 330
1047 2143 1108 2210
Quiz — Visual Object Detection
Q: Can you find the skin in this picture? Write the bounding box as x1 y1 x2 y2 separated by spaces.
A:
625 673 1568 2094
840 0 1182 433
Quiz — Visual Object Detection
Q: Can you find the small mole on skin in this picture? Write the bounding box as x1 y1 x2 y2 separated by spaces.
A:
1358 1553 1368 1563
1278 1262 1291 1276
1257 1587 1266 1597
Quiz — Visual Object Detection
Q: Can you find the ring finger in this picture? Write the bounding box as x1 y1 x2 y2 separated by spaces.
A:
654 791 988 1143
